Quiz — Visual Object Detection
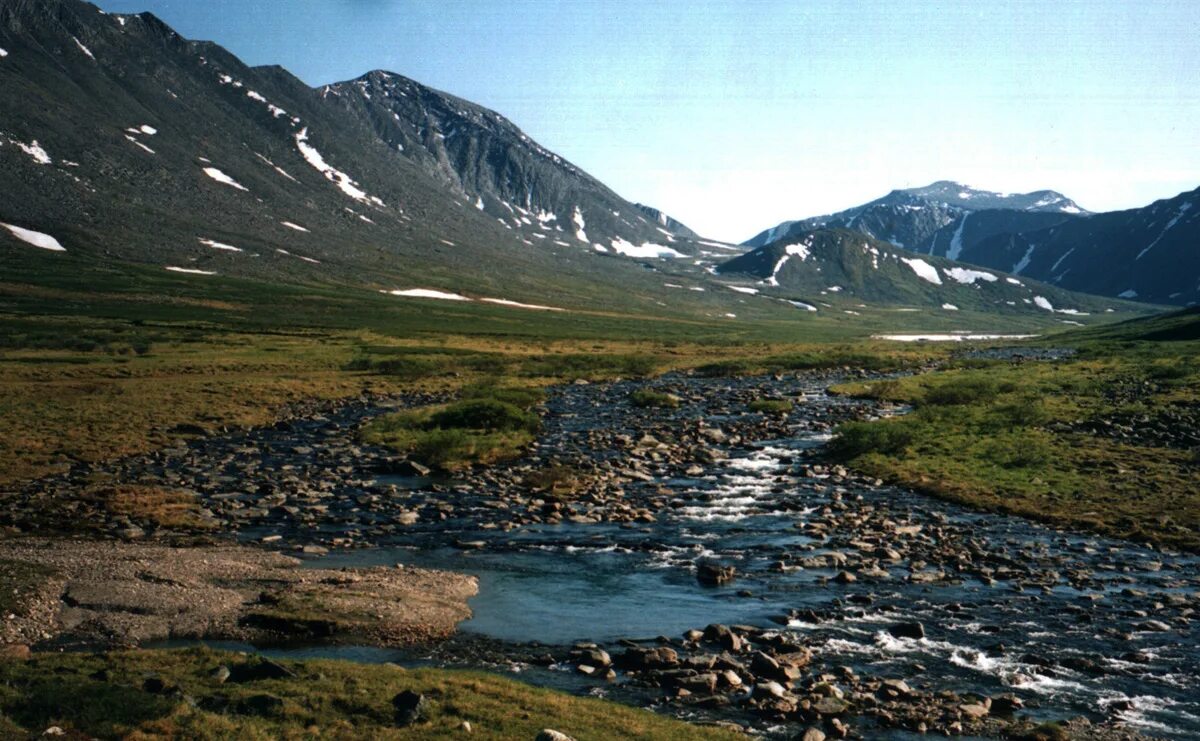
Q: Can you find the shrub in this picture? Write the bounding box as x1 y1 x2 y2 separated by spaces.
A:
461 383 545 410
426 399 538 433
827 421 914 459
992 396 1049 427
630 389 680 409
693 360 752 377
921 376 998 406
748 399 793 415
982 433 1054 468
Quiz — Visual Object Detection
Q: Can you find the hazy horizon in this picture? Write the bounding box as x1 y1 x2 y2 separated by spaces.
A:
94 0 1200 242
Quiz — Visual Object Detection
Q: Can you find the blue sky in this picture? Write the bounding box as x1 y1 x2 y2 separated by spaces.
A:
95 0 1199 242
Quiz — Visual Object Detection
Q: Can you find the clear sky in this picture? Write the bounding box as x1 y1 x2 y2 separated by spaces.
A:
94 0 1199 242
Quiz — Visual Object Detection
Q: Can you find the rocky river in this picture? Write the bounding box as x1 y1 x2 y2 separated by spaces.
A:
12 368 1198 739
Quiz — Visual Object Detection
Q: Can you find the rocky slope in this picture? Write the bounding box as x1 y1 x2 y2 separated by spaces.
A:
746 180 1200 306
744 181 1087 252
0 0 715 313
966 187 1200 305
719 228 1125 317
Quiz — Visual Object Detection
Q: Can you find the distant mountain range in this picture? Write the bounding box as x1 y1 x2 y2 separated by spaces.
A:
0 0 1156 323
746 182 1199 306
718 228 1120 318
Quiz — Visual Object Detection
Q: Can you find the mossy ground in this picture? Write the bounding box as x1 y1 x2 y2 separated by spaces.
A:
828 317 1200 550
0 648 740 740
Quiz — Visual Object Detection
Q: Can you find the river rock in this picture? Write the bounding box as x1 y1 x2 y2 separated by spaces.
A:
887 621 925 640
696 563 736 586
615 646 679 670
392 690 430 725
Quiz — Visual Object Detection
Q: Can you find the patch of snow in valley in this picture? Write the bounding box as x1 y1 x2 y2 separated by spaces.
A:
728 286 759 295
386 288 469 301
139 125 157 135
0 48 8 58
1005 277 1023 286
1033 296 1054 311
944 267 997 285
789 301 818 312
198 238 241 252
295 128 381 205
2 223 65 251
165 266 216 275
609 238 684 259
942 303 959 311
901 257 942 285
480 298 565 312
281 221 309 232
202 167 248 191
873 333 1039 342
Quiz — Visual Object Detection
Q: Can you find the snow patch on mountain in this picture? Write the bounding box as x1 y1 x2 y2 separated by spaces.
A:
125 135 155 154
166 266 216 275
610 238 684 259
944 267 998 285
275 248 320 264
202 167 248 191
295 128 382 205
1012 243 1036 274
5 137 53 165
901 257 942 285
572 207 588 243
199 238 241 252
2 223 65 252
72 37 95 61
947 214 968 261
1136 202 1192 260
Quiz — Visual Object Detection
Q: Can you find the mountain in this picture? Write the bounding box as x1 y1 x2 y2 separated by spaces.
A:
718 228 1122 317
744 181 1088 255
0 0 715 314
963 187 1200 305
320 70 698 252
0 0 1147 326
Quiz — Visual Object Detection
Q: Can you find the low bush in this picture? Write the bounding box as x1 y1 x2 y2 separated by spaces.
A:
748 399 794 415
630 389 680 409
921 376 998 406
827 421 915 459
427 399 538 433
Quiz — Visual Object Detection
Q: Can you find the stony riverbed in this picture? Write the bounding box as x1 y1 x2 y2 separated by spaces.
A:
6 369 1196 739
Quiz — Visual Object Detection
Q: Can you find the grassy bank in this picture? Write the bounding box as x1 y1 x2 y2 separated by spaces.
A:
828 311 1200 550
0 648 738 740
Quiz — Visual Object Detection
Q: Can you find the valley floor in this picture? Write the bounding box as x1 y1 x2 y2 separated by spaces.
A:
0 282 1196 740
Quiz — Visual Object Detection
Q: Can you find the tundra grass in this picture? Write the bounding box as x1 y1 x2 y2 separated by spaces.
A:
361 396 541 471
828 322 1200 550
0 648 740 741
